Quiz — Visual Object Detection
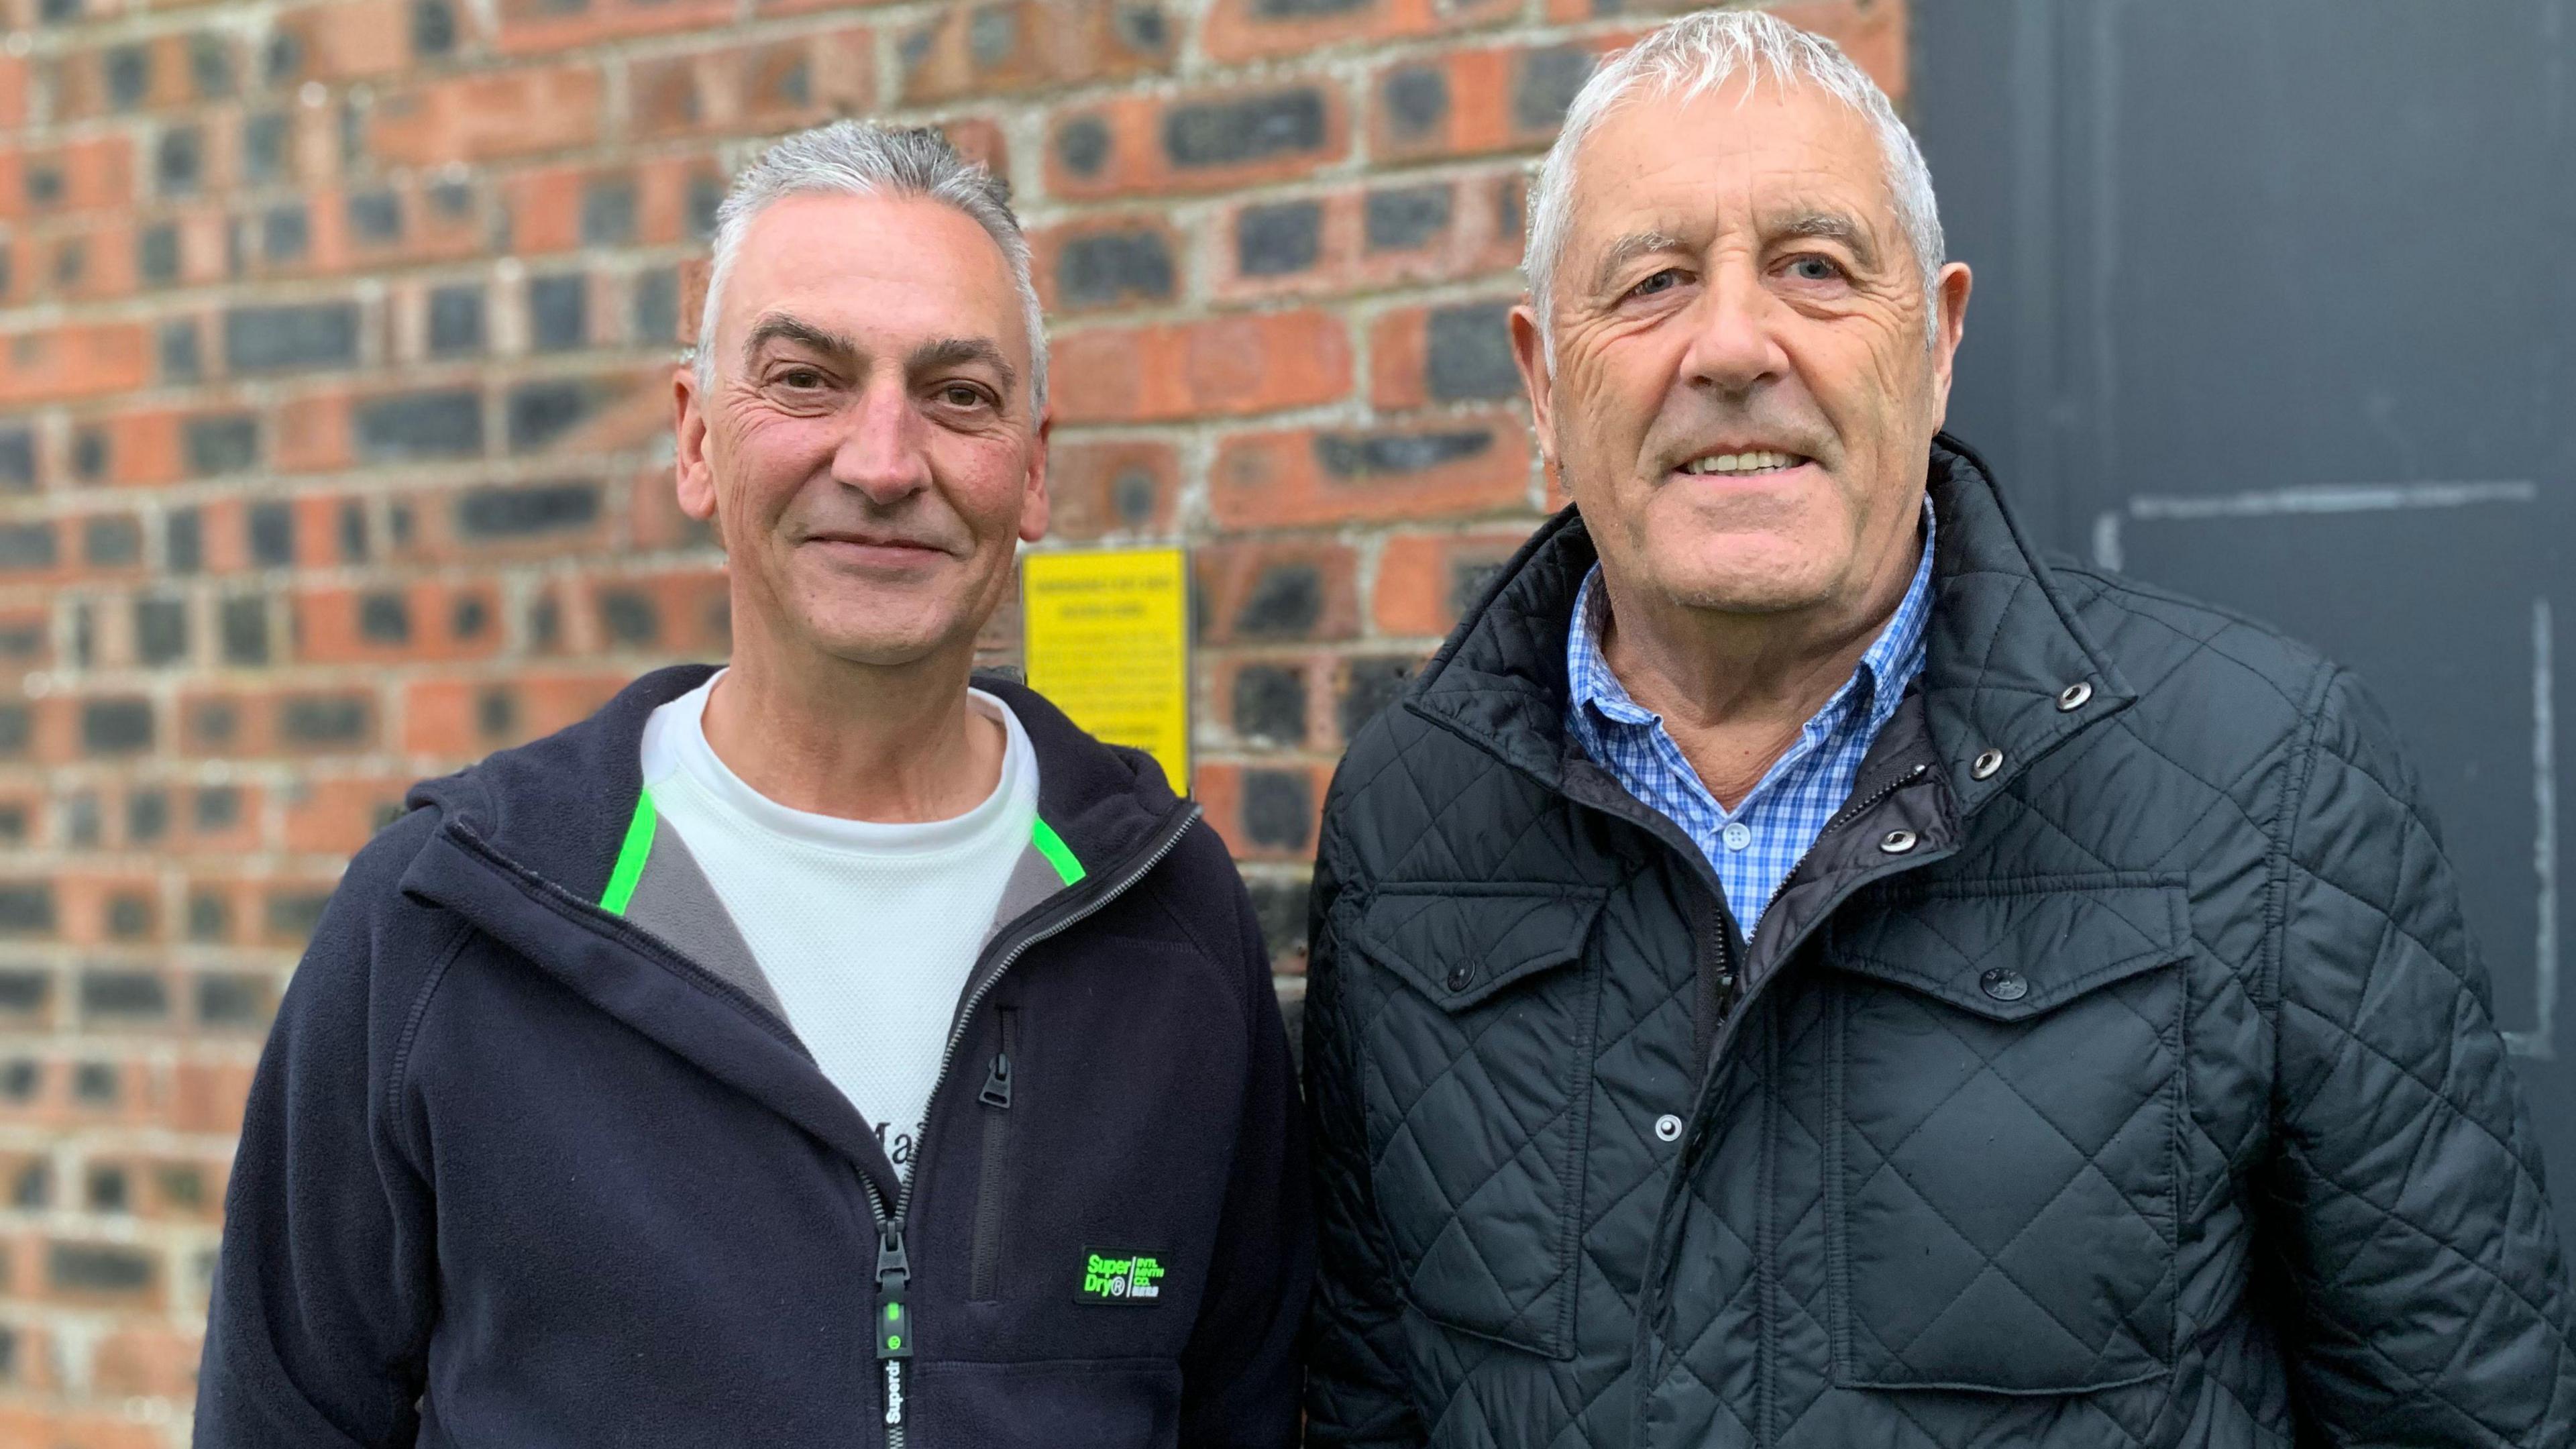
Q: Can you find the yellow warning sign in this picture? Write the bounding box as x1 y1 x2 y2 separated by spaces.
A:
1022 547 1191 790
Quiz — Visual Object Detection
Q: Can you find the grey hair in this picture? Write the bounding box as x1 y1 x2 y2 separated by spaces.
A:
1524 9 1946 362
692 121 1048 419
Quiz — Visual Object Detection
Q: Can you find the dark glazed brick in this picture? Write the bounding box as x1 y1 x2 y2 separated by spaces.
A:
0 431 32 492
82 698 154 754
219 596 270 665
127 788 170 841
87 1165 127 1212
265 31 303 83
1313 429 1491 477
247 501 294 564
187 893 229 942
1245 875 1308 961
458 481 599 537
194 786 239 830
969 5 1018 66
358 592 409 644
83 517 142 566
106 46 151 109
189 700 239 747
1513 46 1595 133
1241 769 1313 850
0 1059 38 1099
338 501 367 561
1338 655 1415 740
72 1061 117 1102
1054 117 1111 177
529 274 588 352
599 590 657 645
505 380 596 451
0 885 51 934
1426 301 1520 400
48 1244 154 1295
157 126 205 195
225 301 360 372
191 34 235 98
243 111 288 183
197 972 268 1027
135 597 189 665
39 0 78 18
633 270 678 345
688 175 724 239
1254 0 1365 13
0 706 27 755
1381 66 1449 140
580 180 636 246
1163 91 1326 168
1231 664 1306 745
0 970 47 1014
427 284 485 356
185 415 259 475
1116 2 1166 48
1236 564 1320 638
451 594 489 639
278 696 370 745
73 429 108 482
262 203 310 262
1365 184 1452 252
1113 468 1157 525
1057 231 1173 307
24 164 62 207
413 0 457 56
348 189 402 244
160 320 202 381
266 891 330 941
478 686 517 739
13 1161 48 1208
356 389 482 461
138 223 182 284
1235 202 1320 277
80 971 166 1019
52 239 88 288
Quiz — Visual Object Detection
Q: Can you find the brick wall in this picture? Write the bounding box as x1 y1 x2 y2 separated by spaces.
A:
0 0 1902 1438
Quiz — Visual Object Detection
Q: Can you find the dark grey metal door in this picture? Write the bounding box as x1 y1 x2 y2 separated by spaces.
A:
1913 0 2573 1245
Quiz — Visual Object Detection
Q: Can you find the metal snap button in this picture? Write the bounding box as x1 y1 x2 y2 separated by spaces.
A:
1444 963 1475 991
1972 747 2004 780
1879 828 1918 854
1980 967 2029 1002
1654 1114 1684 1143
2056 681 2094 712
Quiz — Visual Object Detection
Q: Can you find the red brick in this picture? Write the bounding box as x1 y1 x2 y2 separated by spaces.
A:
0 134 135 221
1046 83 1348 200
1046 438 1178 541
400 669 627 755
1051 311 1351 424
294 581 506 665
1201 0 1513 64
1537 0 1910 101
370 65 606 166
1194 539 1360 645
892 0 1171 105
169 1057 258 1134
87 1323 203 1399
1028 211 1186 315
0 52 28 129
1210 171 1523 304
1368 34 1638 164
494 0 733 54
270 391 354 474
1212 413 1531 530
0 1405 168 1449
627 28 875 141
282 774 412 857
0 322 154 405
1193 759 1332 861
37 217 144 302
275 0 416 82
1372 526 1538 637
178 686 384 759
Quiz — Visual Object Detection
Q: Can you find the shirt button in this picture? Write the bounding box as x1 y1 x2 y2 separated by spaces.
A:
1720 821 1752 851
1654 1114 1684 1143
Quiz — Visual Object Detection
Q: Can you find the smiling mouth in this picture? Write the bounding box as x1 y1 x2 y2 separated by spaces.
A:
1675 449 1810 478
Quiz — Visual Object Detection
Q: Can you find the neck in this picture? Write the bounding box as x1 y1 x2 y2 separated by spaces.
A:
698 626 1003 824
1598 533 1921 810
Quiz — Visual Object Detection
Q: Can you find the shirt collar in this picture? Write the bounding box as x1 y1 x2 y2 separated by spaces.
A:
1568 499 1937 737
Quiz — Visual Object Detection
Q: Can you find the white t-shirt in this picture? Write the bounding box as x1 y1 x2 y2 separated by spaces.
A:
639 672 1039 1177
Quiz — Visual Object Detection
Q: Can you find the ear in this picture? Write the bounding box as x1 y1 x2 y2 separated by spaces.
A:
1017 409 1052 545
1927 260 1973 424
1508 301 1555 471
673 364 718 524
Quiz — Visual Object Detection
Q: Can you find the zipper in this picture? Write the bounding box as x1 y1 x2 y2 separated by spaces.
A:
871 801 1201 1448
1751 761 1933 930
969 1006 1016 1301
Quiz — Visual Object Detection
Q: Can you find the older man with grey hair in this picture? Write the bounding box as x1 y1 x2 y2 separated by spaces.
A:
1303 10 2574 1448
197 121 1308 1448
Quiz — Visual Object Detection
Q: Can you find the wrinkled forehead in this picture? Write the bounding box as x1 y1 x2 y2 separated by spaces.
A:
721 193 1028 362
1564 77 1900 258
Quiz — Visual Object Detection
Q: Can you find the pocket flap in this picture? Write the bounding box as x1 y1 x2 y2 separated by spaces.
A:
1356 887 1605 1011
1825 875 2189 1023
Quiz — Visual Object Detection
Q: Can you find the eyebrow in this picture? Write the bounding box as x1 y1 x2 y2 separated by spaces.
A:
908 336 1018 397
1772 209 1879 268
1589 229 1689 297
739 319 1020 398
741 314 858 370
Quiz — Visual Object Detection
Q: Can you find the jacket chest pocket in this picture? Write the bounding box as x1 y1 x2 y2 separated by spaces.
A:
1821 876 2190 1396
1348 885 1607 1360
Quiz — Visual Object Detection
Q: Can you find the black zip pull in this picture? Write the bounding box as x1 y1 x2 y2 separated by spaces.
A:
979 1050 1013 1108
875 1221 910 1295
875 1222 912 1436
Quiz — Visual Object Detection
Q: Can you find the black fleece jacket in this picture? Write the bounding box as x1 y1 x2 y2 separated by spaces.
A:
197 665 1310 1448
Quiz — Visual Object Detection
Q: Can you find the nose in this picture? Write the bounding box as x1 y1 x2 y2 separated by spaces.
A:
1678 257 1789 396
830 379 934 505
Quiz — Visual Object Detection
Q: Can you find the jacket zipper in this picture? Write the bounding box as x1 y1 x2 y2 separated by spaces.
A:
969 1007 1016 1301
873 802 1201 1448
1751 761 1933 928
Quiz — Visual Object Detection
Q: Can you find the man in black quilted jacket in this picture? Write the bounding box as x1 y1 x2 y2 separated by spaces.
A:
1302 10 2576 1447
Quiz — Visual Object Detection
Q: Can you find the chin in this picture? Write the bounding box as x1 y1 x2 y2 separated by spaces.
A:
1643 537 1841 615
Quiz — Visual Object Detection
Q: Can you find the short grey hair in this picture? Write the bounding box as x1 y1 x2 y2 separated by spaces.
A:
1524 9 1946 362
693 121 1049 419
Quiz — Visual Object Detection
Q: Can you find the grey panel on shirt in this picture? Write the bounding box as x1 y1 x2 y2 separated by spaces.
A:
625 825 792 1026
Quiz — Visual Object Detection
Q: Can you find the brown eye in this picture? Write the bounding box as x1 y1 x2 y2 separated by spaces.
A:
940 384 990 409
779 368 826 390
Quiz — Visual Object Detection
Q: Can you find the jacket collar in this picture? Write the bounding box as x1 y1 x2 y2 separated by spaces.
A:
1405 432 2137 814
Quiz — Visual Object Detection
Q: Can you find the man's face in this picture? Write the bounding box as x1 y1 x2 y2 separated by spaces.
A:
1512 80 1970 623
674 193 1047 671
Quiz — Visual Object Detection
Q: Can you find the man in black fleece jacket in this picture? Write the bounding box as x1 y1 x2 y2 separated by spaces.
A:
196 122 1308 1448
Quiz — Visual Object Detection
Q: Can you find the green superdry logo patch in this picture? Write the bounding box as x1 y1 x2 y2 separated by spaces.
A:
1077 1249 1168 1305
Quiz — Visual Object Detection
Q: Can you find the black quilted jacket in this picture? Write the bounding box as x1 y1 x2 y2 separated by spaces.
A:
1303 436 2576 1448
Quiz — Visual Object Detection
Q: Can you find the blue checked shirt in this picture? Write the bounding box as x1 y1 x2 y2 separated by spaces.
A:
1565 509 1935 938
